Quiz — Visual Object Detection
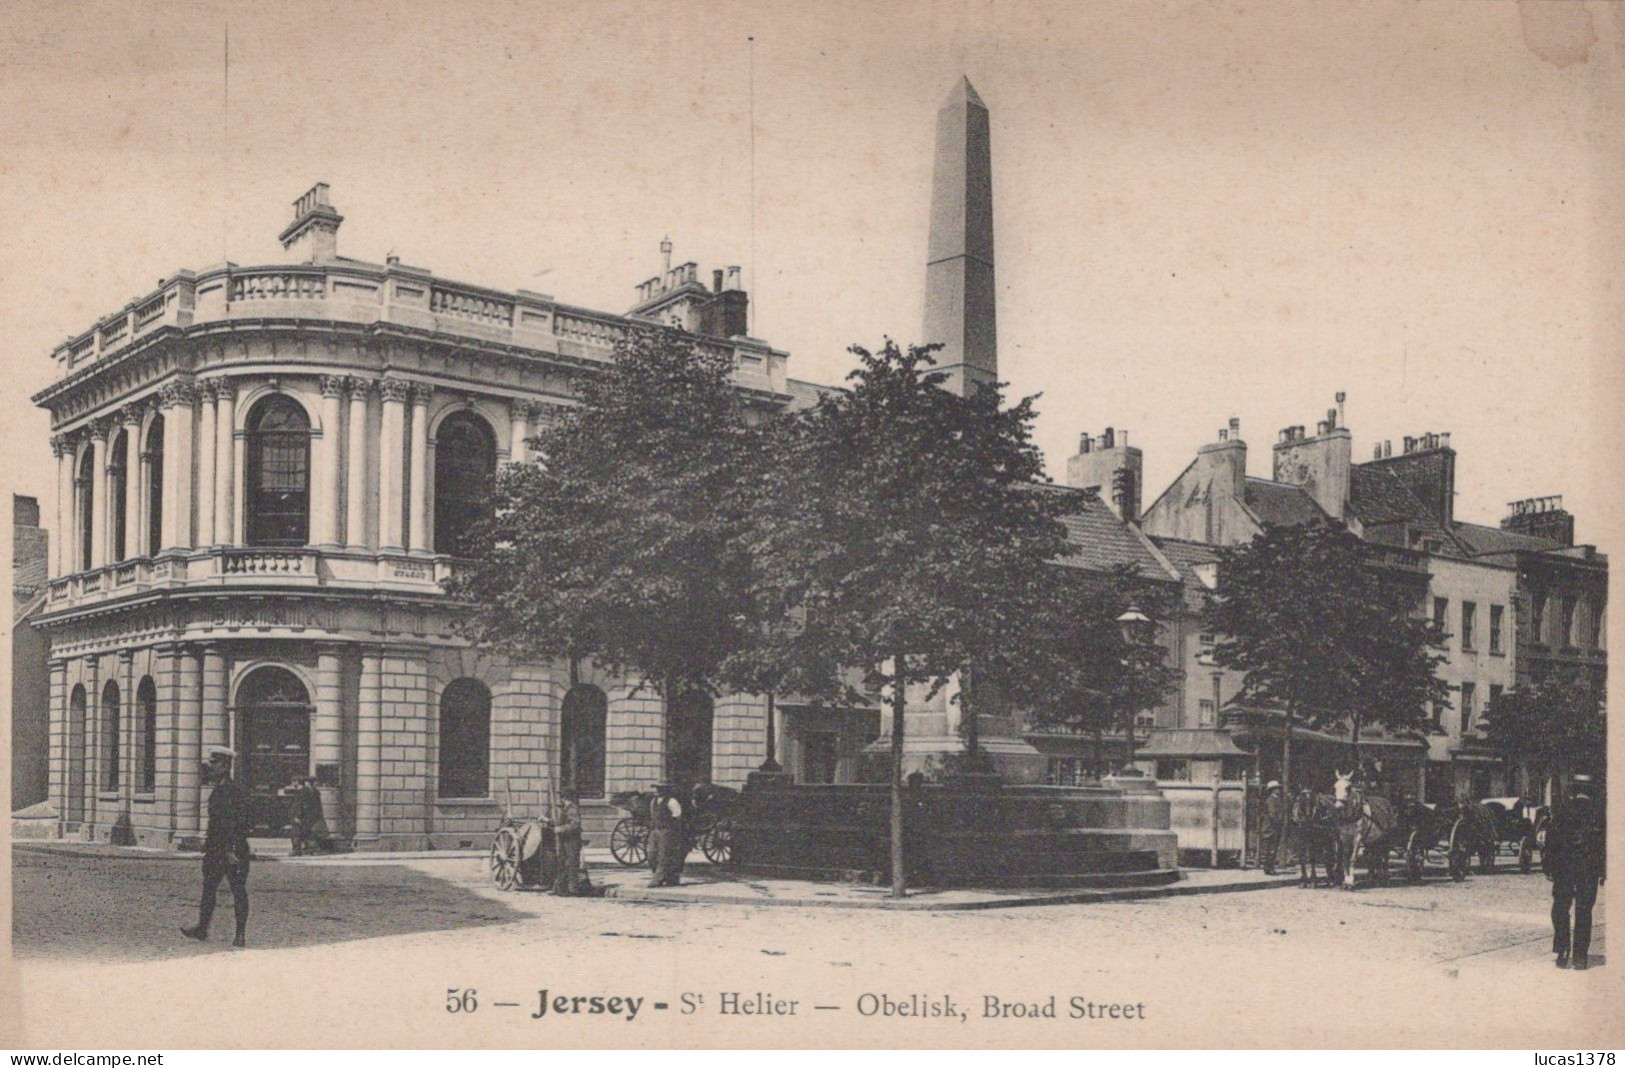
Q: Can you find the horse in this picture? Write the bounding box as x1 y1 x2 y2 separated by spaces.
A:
1330 770 1398 890
1287 788 1341 888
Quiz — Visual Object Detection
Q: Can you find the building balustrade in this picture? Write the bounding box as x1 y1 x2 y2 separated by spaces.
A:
216 548 318 577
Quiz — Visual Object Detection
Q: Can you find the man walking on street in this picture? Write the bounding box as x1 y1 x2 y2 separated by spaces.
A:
1545 774 1606 970
551 790 586 896
1260 780 1285 875
181 746 254 948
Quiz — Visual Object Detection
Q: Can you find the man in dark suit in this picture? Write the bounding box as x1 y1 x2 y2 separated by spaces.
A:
181 746 254 948
1545 774 1606 970
1259 780 1285 875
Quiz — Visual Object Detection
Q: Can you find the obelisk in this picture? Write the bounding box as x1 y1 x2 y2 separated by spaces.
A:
922 76 996 396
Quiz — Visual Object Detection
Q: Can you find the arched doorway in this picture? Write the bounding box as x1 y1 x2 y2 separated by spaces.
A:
666 687 713 788
66 685 87 823
235 666 312 836
560 685 607 799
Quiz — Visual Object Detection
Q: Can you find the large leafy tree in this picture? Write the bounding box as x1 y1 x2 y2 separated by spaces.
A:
745 340 1071 897
1203 522 1447 792
997 563 1181 778
1481 670 1605 799
448 326 763 718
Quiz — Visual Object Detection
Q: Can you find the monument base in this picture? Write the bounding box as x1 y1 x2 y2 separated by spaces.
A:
733 776 1178 889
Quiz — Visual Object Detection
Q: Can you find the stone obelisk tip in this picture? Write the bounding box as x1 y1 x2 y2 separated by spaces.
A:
922 77 996 396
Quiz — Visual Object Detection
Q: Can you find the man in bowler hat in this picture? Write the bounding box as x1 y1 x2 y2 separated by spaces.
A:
181 746 254 948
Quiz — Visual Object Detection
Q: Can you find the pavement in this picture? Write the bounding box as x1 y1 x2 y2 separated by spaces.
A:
15 839 1299 910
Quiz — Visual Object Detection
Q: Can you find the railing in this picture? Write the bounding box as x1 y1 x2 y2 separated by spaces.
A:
553 311 627 348
134 293 166 327
231 272 326 301
48 578 71 603
113 562 140 587
430 286 512 325
99 317 128 347
218 549 316 576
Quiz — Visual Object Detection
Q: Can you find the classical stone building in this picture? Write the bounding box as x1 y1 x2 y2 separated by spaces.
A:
31 184 832 849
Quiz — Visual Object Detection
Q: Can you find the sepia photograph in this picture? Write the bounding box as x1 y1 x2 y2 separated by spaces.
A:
2 0 1620 1051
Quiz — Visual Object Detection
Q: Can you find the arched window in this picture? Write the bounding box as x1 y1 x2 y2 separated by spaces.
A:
109 430 129 562
145 415 164 555
68 685 87 821
560 685 607 798
137 677 158 792
101 680 121 791
666 687 714 787
433 412 496 557
246 395 311 547
438 678 491 798
76 449 94 570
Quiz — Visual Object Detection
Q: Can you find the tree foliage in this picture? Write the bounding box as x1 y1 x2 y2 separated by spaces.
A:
1203 522 1449 782
1481 670 1606 787
447 326 763 698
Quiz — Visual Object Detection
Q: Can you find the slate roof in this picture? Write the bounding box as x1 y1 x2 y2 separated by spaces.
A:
1241 477 1326 529
1452 521 1559 557
12 526 47 597
1052 491 1179 582
1348 463 1467 555
1147 536 1222 610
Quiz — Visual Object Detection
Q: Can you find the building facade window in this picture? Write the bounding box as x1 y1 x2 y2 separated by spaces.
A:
1489 604 1503 654
1460 601 1476 650
101 680 120 791
432 411 497 557
144 415 164 555
1197 699 1215 727
1459 681 1475 738
109 430 129 561
76 449 94 570
245 395 311 547
1433 597 1448 635
666 688 714 786
1561 596 1577 648
438 678 491 799
559 684 607 799
137 677 157 792
1488 683 1503 720
1531 593 1546 645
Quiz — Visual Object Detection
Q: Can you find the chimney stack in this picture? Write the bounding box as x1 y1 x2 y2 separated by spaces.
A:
1272 393 1352 519
1066 424 1144 523
278 183 344 264
1502 495 1575 547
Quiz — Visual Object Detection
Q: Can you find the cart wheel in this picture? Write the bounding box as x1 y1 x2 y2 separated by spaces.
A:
702 818 734 865
1448 821 1470 882
1519 834 1536 874
610 817 648 867
490 826 520 891
1405 832 1424 883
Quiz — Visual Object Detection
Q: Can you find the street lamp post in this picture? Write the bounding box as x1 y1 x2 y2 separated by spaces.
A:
1114 605 1155 775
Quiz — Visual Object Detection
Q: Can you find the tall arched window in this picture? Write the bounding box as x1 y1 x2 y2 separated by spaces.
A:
433 412 496 557
667 687 714 787
438 678 492 798
68 684 87 821
246 395 311 546
109 430 129 562
76 449 94 570
137 677 158 792
145 415 164 555
560 685 608 798
101 680 121 791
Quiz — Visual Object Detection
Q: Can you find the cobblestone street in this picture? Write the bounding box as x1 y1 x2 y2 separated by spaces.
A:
10 843 1615 1047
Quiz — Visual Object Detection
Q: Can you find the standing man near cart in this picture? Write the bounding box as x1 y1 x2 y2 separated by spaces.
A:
1545 773 1606 970
647 782 687 888
181 745 254 948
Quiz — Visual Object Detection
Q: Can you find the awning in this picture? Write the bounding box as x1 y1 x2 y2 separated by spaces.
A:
1225 705 1428 758
1133 728 1253 759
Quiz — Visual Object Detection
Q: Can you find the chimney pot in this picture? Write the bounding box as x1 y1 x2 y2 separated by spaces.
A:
713 269 724 293
1103 427 1115 448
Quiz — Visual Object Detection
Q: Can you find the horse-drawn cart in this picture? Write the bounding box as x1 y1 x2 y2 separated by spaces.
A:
1479 796 1547 874
606 786 740 868
1403 797 1542 882
489 813 563 891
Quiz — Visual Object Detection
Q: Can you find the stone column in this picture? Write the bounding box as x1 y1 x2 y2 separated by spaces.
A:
196 382 218 546
314 644 345 828
160 377 196 552
407 383 433 554
344 377 372 550
83 655 101 830
356 648 382 842
120 408 142 561
89 424 109 569
47 659 67 824
51 435 71 577
315 376 346 548
212 379 236 547
174 644 204 838
378 378 409 553
200 644 228 834
509 399 534 465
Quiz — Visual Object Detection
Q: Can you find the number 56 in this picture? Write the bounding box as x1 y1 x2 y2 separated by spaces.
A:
446 988 478 1014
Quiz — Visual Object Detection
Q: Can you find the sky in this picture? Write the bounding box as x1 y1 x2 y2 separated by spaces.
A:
2 0 1622 547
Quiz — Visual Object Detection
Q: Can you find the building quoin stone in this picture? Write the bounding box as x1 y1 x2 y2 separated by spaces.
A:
30 183 857 849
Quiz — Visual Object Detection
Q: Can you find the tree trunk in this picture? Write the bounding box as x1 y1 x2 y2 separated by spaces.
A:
1093 728 1104 782
1350 716 1362 775
1281 707 1295 798
890 654 907 899
963 667 979 764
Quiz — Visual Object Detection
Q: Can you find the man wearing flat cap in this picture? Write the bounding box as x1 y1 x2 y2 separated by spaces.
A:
1545 773 1606 970
647 782 687 888
181 746 254 948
